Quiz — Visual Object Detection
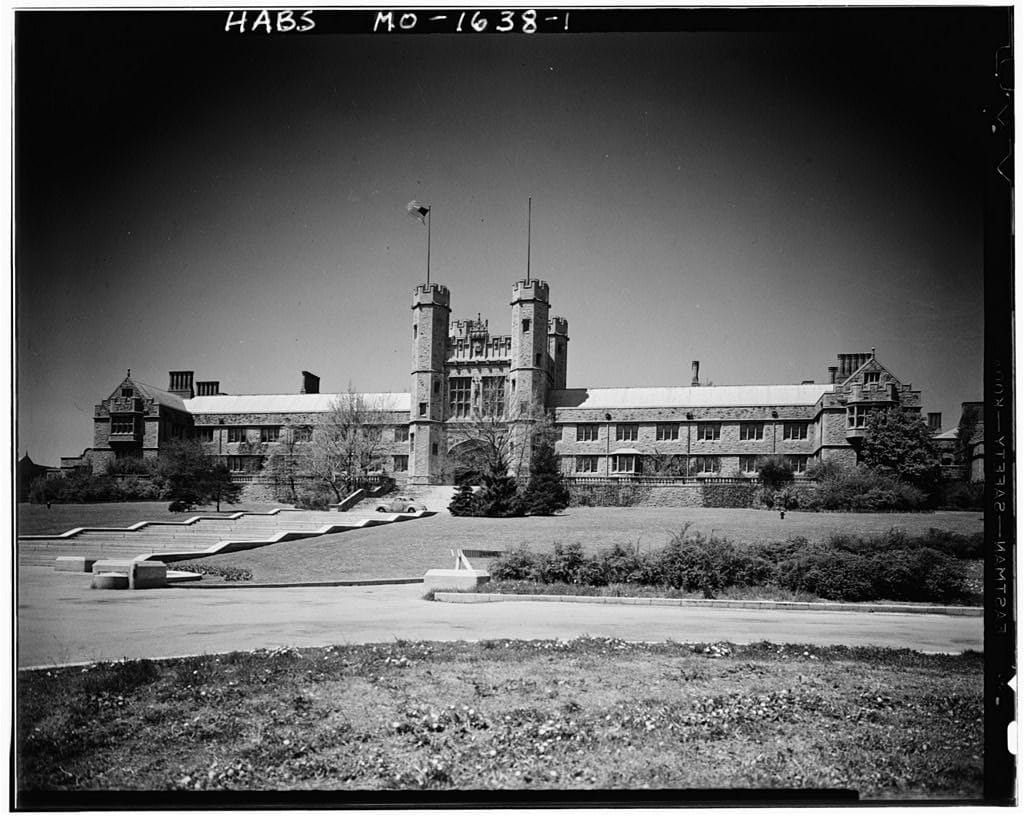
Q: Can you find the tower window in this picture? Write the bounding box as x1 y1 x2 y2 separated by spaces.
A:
431 443 438 456
433 380 440 394
419 402 427 417
522 319 531 332
413 324 418 339
535 353 542 366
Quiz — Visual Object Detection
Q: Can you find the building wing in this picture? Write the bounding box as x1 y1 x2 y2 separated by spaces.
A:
549 384 835 410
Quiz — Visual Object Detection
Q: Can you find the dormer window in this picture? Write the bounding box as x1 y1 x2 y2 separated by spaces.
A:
121 387 133 398
864 372 880 385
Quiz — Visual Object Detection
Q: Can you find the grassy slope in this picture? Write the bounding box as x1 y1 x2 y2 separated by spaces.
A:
17 639 983 797
184 507 983 583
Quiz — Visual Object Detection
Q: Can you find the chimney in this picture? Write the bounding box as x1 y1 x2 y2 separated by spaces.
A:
301 371 320 395
927 412 942 431
168 370 194 399
691 360 700 386
828 366 838 384
196 380 220 396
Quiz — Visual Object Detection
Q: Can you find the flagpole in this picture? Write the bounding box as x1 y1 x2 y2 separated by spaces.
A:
426 208 431 286
526 197 532 284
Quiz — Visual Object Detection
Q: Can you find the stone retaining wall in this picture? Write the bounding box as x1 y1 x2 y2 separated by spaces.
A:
570 482 759 508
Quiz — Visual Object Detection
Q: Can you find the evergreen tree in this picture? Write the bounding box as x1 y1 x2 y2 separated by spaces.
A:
448 478 479 516
475 466 524 517
522 434 570 515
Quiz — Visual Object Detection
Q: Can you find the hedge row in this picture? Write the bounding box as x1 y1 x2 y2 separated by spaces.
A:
489 527 980 604
28 473 162 504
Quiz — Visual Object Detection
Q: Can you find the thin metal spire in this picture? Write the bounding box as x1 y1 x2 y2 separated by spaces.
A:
526 197 532 284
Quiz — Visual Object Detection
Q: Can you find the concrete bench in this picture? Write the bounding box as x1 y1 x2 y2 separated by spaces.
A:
55 556 98 572
91 559 168 589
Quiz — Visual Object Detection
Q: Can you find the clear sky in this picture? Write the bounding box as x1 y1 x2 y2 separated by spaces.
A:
16 9 1007 465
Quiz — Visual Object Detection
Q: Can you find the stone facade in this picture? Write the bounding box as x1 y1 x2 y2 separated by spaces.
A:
71 278 934 486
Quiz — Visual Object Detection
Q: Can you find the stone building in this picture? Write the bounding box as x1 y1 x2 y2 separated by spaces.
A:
68 278 929 485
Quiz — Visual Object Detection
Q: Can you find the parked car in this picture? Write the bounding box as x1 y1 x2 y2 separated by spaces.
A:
375 496 426 513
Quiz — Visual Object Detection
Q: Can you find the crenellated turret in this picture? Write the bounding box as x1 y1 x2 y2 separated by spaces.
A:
547 315 569 390
409 282 451 484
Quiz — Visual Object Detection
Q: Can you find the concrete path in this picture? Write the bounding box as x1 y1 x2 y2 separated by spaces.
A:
17 567 983 668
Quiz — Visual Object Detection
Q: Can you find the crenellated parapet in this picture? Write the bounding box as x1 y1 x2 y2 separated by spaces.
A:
548 316 569 336
412 282 450 309
510 278 549 305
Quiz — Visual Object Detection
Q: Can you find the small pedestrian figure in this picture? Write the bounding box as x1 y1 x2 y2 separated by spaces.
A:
46 500 51 510
779 508 786 520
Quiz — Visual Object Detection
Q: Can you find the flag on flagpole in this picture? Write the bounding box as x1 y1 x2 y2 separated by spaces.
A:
406 200 430 224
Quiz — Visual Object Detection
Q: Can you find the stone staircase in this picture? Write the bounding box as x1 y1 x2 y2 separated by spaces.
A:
18 508 432 567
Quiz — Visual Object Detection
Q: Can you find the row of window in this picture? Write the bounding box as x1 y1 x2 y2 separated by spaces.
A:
575 421 810 442
574 454 809 474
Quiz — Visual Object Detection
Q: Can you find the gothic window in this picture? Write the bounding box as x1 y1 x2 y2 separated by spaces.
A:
448 377 472 418
656 423 679 441
782 422 809 440
394 425 409 442
576 455 599 473
612 454 640 473
260 426 280 443
194 427 214 442
739 422 764 440
864 372 881 385
846 406 871 429
121 387 134 398
293 426 312 442
696 423 721 441
615 423 639 442
739 455 761 473
787 455 809 473
228 427 247 443
110 416 135 435
694 455 721 474
393 455 409 472
576 424 599 442
522 319 531 332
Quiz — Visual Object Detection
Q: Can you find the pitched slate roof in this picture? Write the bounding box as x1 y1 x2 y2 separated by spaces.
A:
131 381 189 412
184 392 411 415
549 384 835 410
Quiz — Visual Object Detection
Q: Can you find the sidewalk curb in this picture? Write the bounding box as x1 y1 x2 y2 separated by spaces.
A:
171 577 424 589
433 592 983 617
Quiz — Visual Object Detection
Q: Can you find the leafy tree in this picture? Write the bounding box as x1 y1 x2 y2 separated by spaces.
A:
757 454 794 492
521 432 570 515
204 463 243 511
156 439 242 510
309 389 389 502
861 409 941 492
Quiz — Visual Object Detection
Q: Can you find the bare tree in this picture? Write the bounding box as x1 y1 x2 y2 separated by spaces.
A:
309 389 390 501
446 391 553 482
263 425 312 502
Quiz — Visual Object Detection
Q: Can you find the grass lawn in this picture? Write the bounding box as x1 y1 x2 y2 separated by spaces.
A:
183 507 983 584
16 501 291 536
16 639 983 799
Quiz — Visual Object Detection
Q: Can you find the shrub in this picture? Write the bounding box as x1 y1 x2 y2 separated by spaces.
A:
490 545 540 581
804 462 928 511
935 481 985 510
294 484 336 510
657 527 769 598
757 455 794 492
534 542 587 584
867 548 966 603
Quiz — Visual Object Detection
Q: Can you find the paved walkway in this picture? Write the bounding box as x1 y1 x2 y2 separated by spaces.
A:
17 567 983 668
